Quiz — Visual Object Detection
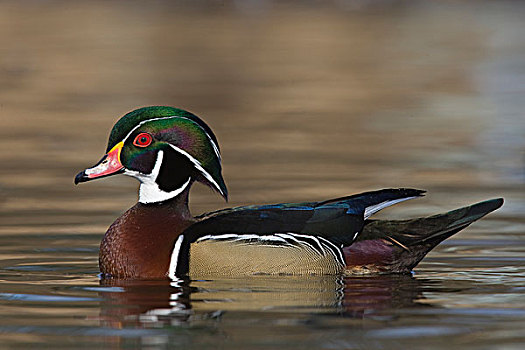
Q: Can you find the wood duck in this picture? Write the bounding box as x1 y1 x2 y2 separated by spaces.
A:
75 106 503 280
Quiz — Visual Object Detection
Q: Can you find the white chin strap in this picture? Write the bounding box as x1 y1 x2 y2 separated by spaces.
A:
124 150 191 204
139 177 191 204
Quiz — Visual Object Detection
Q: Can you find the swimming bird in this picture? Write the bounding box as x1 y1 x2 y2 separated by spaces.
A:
75 106 503 279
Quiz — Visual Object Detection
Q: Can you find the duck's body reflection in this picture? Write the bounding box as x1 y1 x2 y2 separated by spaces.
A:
98 275 431 328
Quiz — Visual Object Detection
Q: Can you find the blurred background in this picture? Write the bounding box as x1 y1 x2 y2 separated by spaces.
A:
1 1 523 215
0 1 524 348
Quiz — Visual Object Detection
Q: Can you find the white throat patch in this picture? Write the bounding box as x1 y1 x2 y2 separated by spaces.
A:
124 150 191 204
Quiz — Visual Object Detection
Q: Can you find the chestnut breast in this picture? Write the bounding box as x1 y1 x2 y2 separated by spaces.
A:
100 202 194 279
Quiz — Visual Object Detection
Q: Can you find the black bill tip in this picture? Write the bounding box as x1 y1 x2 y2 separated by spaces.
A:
74 170 88 185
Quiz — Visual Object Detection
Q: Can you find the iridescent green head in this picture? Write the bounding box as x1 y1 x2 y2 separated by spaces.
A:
75 106 227 204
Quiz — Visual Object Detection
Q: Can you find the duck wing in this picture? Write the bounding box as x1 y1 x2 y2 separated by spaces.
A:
185 188 425 246
171 188 424 277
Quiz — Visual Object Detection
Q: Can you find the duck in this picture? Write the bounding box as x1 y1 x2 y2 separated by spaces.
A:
75 106 503 280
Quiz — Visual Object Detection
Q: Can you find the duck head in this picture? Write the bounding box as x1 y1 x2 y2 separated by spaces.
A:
75 106 227 204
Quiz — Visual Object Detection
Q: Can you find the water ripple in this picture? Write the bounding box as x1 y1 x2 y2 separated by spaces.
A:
0 293 100 302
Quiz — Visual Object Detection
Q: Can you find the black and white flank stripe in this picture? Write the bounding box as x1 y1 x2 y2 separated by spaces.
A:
195 232 346 267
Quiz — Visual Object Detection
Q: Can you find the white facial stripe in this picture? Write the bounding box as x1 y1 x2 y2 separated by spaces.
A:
150 148 164 178
122 116 178 145
115 114 223 198
120 115 221 162
167 144 224 197
123 150 164 184
177 116 221 162
210 138 221 161
168 235 185 280
125 151 191 204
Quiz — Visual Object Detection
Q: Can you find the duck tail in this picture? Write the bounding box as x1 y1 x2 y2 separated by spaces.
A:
343 198 504 274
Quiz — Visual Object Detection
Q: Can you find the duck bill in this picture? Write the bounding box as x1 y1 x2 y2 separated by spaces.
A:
75 142 124 184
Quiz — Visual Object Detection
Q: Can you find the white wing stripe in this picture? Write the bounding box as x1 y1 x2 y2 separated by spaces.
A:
364 196 418 219
195 232 346 267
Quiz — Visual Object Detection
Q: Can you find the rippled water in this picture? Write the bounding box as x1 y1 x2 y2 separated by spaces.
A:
1 1 524 349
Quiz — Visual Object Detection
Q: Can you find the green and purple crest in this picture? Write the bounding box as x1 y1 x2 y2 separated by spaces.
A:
75 106 227 202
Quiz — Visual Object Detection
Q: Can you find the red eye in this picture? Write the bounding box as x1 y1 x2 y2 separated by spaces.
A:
133 133 153 147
